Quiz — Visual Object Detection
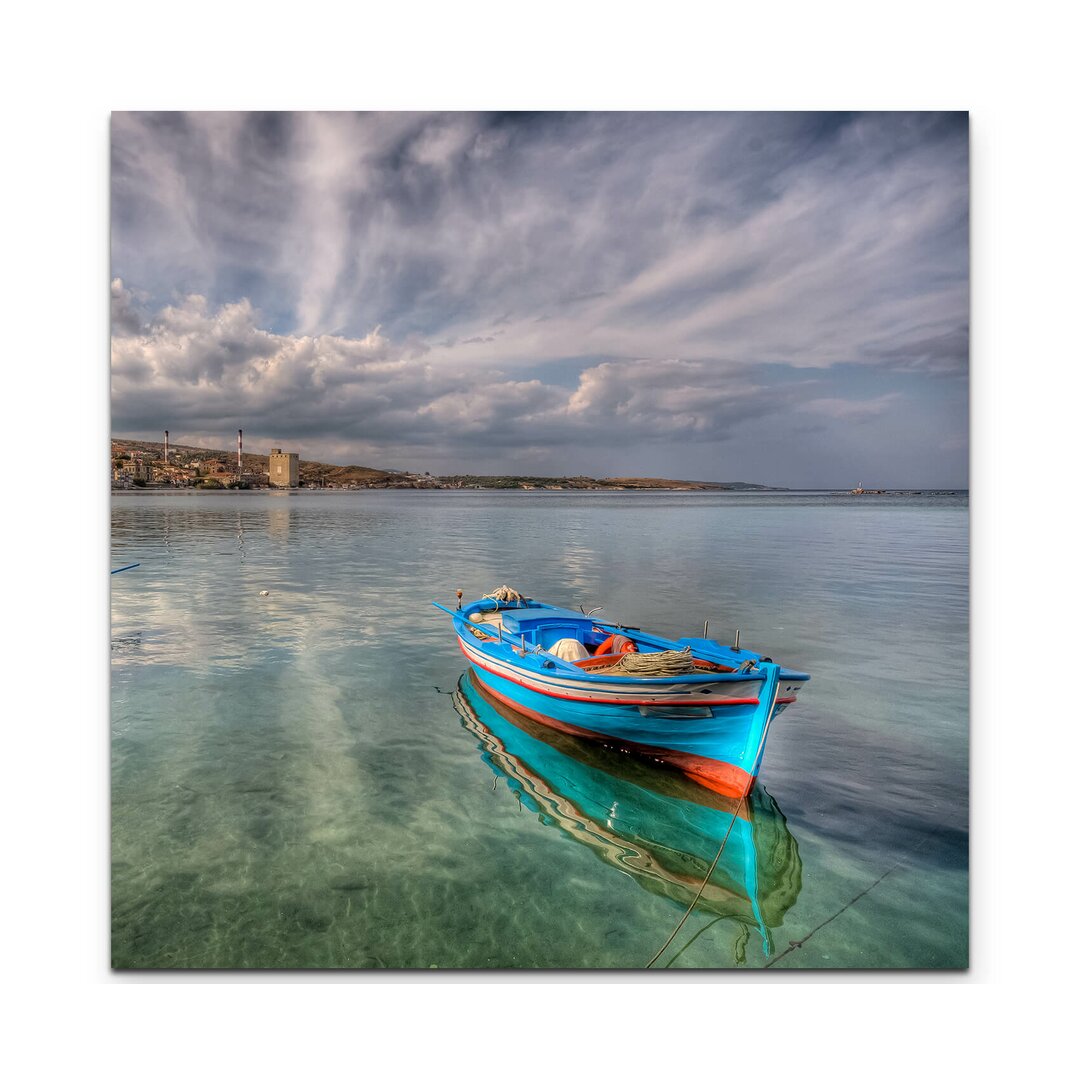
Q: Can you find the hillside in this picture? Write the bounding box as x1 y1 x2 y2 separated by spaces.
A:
111 438 781 491
437 474 731 490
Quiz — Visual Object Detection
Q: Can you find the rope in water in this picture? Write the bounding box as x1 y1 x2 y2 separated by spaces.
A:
762 831 936 968
645 797 745 968
608 647 697 677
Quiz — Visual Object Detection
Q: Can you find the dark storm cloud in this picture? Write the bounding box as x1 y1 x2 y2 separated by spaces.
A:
111 111 969 483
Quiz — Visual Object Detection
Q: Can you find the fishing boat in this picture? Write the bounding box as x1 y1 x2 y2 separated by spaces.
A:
434 588 809 798
452 672 803 962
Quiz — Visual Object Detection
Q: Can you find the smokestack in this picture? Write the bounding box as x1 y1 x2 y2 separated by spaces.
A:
237 429 243 472
164 430 169 465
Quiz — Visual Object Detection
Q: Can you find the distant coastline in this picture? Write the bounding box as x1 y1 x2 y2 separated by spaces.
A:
110 438 785 493
112 486 968 497
111 438 964 495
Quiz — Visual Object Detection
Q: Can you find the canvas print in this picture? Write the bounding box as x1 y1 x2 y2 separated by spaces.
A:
110 111 969 970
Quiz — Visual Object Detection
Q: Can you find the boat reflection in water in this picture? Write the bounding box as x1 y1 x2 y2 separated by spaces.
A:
453 672 803 964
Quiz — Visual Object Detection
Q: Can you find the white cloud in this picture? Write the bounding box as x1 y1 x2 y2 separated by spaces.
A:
112 286 792 460
798 393 903 421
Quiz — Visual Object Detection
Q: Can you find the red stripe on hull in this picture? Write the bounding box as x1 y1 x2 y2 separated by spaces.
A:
473 673 757 800
459 640 760 708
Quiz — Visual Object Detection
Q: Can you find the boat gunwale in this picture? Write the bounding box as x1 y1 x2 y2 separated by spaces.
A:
456 627 769 687
445 598 810 686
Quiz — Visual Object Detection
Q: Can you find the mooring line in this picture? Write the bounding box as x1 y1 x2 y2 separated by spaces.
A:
762 833 936 968
645 796 745 968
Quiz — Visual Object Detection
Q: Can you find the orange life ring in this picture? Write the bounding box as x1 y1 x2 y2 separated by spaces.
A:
595 634 637 656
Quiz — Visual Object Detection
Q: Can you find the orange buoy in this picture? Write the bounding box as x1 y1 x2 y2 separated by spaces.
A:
595 633 637 656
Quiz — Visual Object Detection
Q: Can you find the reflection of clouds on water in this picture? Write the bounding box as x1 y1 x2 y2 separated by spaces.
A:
558 540 601 599
112 503 399 965
112 504 390 673
112 575 381 673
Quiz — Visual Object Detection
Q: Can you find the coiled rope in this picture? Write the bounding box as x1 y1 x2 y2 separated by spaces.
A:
483 585 527 603
608 646 697 678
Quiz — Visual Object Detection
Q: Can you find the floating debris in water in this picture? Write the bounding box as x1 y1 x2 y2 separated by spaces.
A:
259 590 270 596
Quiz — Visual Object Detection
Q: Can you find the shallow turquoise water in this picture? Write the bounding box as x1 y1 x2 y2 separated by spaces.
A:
111 490 968 969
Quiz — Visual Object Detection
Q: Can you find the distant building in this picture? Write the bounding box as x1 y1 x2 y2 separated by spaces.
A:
116 459 152 483
269 448 300 488
153 463 198 486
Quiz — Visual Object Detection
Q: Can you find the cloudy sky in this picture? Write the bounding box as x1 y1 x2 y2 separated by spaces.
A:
111 111 968 486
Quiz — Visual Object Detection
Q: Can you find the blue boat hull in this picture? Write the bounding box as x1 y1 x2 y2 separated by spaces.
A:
466 649 781 797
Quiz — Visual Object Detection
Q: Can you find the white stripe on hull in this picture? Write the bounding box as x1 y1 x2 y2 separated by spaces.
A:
458 634 762 706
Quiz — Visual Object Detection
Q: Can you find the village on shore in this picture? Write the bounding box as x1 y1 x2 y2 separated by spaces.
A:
112 433 775 493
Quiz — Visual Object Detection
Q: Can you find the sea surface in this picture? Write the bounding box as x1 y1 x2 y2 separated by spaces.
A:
111 490 969 970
